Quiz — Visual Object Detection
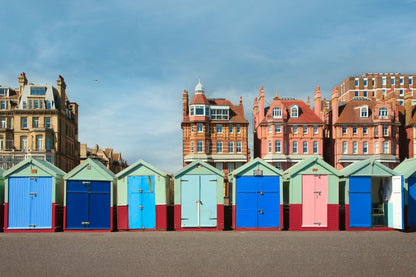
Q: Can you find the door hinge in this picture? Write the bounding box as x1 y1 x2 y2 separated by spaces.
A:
314 222 321 226
139 206 144 210
28 224 36 227
30 177 37 181
29 192 38 196
82 181 90 186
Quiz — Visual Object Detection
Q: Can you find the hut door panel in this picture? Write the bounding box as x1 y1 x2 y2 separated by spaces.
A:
89 181 111 229
66 181 89 229
140 176 156 229
199 175 217 227
8 177 31 229
349 177 371 228
236 177 258 228
30 177 52 229
409 178 416 226
302 175 327 227
181 175 199 227
387 176 403 230
128 176 141 229
258 177 280 228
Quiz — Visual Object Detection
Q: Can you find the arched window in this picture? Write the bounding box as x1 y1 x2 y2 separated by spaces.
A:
360 106 368 118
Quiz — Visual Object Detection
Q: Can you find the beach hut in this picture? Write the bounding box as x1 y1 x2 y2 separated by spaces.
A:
228 158 283 230
0 168 4 231
173 160 225 231
64 158 116 231
395 158 416 230
341 159 404 231
116 160 172 231
3 158 65 232
284 157 340 231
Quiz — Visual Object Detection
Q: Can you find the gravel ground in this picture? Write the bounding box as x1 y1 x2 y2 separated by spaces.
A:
0 231 415 276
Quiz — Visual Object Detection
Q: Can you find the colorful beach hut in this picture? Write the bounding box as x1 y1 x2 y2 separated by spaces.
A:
64 158 116 231
284 157 340 231
3 158 65 232
174 160 225 231
0 168 4 231
341 159 404 231
395 158 416 230
116 160 171 231
229 158 283 230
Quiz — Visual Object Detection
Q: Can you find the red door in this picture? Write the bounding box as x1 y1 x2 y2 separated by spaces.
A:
302 175 328 227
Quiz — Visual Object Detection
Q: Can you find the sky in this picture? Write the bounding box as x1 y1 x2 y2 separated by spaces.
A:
1 0 416 174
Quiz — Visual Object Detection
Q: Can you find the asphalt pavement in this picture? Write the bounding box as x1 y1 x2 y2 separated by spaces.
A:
0 231 415 276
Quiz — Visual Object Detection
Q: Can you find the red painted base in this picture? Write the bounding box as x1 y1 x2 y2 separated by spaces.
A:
232 205 283 230
289 204 339 231
4 202 61 233
174 204 224 231
156 205 168 230
0 203 3 231
117 205 128 230
117 205 169 231
344 205 395 231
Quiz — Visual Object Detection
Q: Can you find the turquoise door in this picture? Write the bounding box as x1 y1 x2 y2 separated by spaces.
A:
128 176 156 229
181 175 217 227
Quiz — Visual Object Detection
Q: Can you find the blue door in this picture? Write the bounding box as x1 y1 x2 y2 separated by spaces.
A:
349 176 371 228
236 176 280 228
181 175 217 227
66 180 110 229
408 177 416 227
128 176 156 229
8 177 52 229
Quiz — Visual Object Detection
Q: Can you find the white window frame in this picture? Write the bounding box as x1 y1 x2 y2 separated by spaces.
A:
236 141 242 153
353 126 358 135
293 126 298 134
273 107 282 118
303 125 308 135
197 123 203 133
303 141 308 154
313 125 318 134
342 141 348 154
216 124 223 133
383 141 389 153
353 141 358 154
313 141 318 154
268 125 272 134
268 141 272 153
363 141 368 154
275 124 281 133
360 106 368 118
197 140 203 153
375 141 379 154
363 126 368 134
382 77 386 85
383 125 388 137
293 141 298 154
291 106 299 118
379 108 388 119
228 141 234 153
216 141 223 153
275 140 281 153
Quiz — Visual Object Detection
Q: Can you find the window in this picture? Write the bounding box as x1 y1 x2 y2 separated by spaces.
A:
313 141 318 154
383 141 389 153
273 107 282 118
44 118 51 128
33 117 39 128
30 87 46 95
36 135 43 150
46 137 51 150
190 106 194 116
364 78 368 87
293 126 298 134
383 125 388 136
0 88 7 95
228 163 234 172
197 140 203 153
205 107 210 116
313 125 318 134
375 141 379 154
342 141 348 154
363 126 368 134
236 162 242 169
206 140 210 153
353 141 358 154
228 141 234 153
0 101 5 109
363 91 367 97
303 141 308 154
400 77 404 85
195 105 204 115
22 101 26 109
40 100 43 109
0 118 5 128
21 136 28 150
275 162 282 170
275 124 281 133
46 101 51 109
216 162 223 171
229 124 233 133
375 126 379 137
353 126 357 134
293 141 298 154
400 89 404 96
190 141 194 153
268 141 272 153
303 125 308 134
291 106 298 118
363 141 368 154
236 124 241 133
216 141 223 153
410 77 413 85
382 77 386 85
275 140 281 153
342 126 347 135
268 125 272 134
361 106 368 117
197 124 203 132
211 108 229 120
379 108 388 119
236 141 242 153
355 91 359 97
391 77 395 85
355 78 359 86
34 100 39 109
372 78 375 86
190 125 193 133
206 125 210 133
21 117 27 128
216 124 223 133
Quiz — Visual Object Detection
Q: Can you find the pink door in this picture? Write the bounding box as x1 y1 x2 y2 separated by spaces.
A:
302 174 328 227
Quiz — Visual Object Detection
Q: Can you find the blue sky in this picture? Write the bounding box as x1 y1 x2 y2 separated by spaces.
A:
1 0 415 174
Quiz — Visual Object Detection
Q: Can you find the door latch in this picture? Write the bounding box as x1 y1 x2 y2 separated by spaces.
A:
259 191 264 195
140 206 144 210
28 224 36 227
258 210 264 214
29 192 37 196
314 191 321 196
81 221 90 226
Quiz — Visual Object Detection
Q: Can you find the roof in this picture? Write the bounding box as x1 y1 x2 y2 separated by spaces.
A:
190 93 210 105
64 158 115 180
229 157 283 178
4 158 65 178
394 158 416 179
284 156 340 177
174 160 224 178
340 159 397 177
116 159 167 179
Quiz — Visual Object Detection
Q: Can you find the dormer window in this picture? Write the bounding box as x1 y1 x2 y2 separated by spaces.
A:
0 88 7 96
379 107 388 119
291 106 299 118
211 106 229 120
272 107 282 118
30 87 46 95
360 106 368 118
190 104 209 117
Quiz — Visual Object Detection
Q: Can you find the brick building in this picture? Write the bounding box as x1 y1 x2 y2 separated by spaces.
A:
80 143 128 174
0 73 79 171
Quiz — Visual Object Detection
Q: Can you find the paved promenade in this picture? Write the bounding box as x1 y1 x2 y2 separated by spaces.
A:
0 231 415 276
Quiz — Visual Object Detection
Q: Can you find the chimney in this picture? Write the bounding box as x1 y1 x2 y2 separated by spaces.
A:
57 75 67 110
258 86 265 124
253 97 259 130
183 90 189 119
307 96 310 108
18 72 27 96
314 86 321 118
404 88 412 127
331 87 339 124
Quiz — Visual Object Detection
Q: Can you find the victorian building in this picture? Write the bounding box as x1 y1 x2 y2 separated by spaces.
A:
0 73 79 171
80 143 128 174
